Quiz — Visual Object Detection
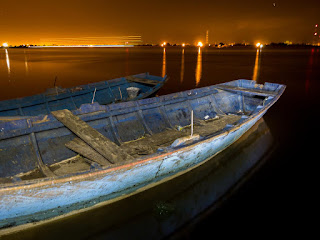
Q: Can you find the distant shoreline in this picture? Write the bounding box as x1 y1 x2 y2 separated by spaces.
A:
1 44 319 49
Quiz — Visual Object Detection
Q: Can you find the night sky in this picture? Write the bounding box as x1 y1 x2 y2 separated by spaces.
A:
0 0 319 45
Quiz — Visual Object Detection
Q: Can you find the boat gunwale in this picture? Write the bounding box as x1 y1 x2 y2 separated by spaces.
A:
0 82 286 191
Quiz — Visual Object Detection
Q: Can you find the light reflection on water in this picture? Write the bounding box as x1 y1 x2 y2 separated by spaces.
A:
305 48 315 94
162 47 166 78
180 48 184 83
195 47 202 86
24 50 29 75
5 49 10 76
252 48 261 82
1 47 318 103
0 47 261 101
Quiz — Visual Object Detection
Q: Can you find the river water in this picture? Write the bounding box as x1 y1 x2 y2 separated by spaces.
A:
0 46 319 238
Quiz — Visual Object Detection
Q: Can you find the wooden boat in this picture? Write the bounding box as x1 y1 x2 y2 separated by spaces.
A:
0 79 285 232
1 118 274 239
0 73 167 118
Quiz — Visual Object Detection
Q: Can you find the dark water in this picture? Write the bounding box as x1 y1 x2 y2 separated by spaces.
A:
1 47 319 238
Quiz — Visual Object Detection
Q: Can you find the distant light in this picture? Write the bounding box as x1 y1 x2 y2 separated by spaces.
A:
314 33 318 36
260 44 263 48
2 43 8 47
256 42 261 47
182 43 185 47
316 24 318 28
197 41 203 47
163 42 167 46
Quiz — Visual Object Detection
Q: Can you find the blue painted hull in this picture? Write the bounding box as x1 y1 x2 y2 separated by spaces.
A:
0 79 285 230
0 73 167 118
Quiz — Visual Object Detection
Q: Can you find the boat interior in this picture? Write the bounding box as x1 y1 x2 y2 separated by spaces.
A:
0 80 281 184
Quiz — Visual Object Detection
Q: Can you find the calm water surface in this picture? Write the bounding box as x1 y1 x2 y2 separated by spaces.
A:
1 47 319 238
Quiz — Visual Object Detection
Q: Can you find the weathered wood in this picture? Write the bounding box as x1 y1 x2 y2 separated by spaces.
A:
52 109 133 164
65 138 112 166
126 76 159 85
29 132 56 177
216 85 277 97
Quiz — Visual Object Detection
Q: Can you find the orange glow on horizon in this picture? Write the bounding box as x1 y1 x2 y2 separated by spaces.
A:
0 1 315 46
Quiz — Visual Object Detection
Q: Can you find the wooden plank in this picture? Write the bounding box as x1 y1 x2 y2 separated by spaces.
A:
29 132 56 177
65 137 112 166
52 109 133 164
216 85 277 97
126 76 159 85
